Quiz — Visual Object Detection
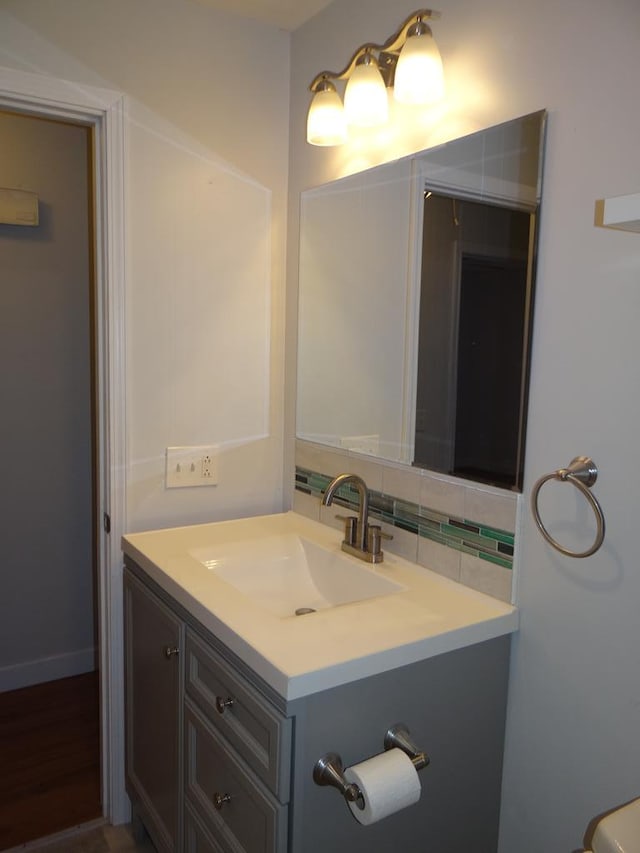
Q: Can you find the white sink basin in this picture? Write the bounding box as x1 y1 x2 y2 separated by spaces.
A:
123 511 518 698
190 533 405 618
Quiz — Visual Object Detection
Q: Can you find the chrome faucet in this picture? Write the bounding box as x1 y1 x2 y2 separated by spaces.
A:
322 473 391 563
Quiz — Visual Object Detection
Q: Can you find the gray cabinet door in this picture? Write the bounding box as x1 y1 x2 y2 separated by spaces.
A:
124 569 184 853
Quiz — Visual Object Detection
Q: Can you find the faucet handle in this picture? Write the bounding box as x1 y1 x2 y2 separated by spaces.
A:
335 514 358 546
367 524 393 557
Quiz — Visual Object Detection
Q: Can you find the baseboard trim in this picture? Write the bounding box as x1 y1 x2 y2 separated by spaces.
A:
0 647 97 692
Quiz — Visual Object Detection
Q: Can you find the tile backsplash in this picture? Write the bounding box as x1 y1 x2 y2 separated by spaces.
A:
294 440 519 603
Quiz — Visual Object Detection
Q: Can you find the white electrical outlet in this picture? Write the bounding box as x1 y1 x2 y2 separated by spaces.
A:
201 454 214 479
166 446 219 488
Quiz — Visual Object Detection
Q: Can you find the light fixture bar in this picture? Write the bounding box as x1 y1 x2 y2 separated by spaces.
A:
308 9 441 93
306 9 444 146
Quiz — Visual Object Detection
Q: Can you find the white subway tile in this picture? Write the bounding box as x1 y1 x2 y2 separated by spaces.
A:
382 521 418 563
420 474 465 519
343 452 384 492
292 488 321 521
460 553 512 602
417 536 461 582
319 503 349 533
464 487 517 532
295 440 348 477
382 464 422 504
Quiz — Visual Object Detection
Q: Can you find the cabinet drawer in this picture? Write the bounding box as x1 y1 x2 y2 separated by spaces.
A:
185 629 291 800
185 700 288 853
185 801 224 853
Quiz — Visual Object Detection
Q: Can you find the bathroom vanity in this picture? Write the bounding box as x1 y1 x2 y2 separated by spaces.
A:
122 512 517 853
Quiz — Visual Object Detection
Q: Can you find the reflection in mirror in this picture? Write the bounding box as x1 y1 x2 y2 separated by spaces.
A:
297 111 546 491
415 193 533 488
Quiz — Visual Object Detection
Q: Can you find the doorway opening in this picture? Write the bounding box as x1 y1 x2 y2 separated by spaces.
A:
0 108 101 847
0 66 128 835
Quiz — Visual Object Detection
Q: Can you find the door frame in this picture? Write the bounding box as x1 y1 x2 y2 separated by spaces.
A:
0 65 128 823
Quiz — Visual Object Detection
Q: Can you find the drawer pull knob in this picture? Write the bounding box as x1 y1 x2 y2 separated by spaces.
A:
163 645 179 659
213 792 232 810
215 696 235 714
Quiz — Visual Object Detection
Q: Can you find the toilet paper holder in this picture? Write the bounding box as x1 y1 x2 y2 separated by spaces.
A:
313 723 429 808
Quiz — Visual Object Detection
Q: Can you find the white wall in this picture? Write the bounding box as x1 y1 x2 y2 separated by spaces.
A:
288 1 640 850
0 0 290 532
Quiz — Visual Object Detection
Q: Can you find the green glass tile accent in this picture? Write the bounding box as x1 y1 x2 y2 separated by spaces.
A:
294 465 514 570
442 524 499 553
396 518 419 535
307 473 330 493
417 526 452 548
394 498 417 518
416 504 451 525
378 510 397 524
337 483 356 501
418 517 441 534
478 526 515 546
394 501 422 529
478 551 513 569
445 540 471 555
371 494 395 515
441 522 469 542
460 543 481 557
449 519 480 534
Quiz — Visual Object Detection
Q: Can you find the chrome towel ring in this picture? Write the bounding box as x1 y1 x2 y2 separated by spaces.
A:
531 456 605 558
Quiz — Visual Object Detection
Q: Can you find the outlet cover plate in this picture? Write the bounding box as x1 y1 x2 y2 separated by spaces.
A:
166 445 219 488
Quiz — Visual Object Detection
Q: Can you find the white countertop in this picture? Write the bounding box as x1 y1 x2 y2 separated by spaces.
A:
122 511 518 701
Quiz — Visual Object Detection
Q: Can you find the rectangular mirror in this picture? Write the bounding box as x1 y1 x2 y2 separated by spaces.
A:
296 110 546 491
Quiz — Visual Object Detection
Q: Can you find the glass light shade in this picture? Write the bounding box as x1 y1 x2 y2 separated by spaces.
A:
307 85 348 146
394 30 445 105
344 57 389 127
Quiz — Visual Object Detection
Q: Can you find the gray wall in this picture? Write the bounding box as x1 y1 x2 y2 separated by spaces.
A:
0 110 95 690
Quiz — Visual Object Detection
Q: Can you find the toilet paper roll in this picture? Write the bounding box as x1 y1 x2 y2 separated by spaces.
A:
343 748 421 826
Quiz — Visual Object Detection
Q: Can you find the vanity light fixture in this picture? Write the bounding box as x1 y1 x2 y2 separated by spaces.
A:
306 9 444 147
343 51 389 128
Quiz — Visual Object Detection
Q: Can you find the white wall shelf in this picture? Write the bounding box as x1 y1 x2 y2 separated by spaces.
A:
596 191 640 233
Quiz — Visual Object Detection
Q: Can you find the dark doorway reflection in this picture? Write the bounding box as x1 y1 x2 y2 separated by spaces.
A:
414 193 534 490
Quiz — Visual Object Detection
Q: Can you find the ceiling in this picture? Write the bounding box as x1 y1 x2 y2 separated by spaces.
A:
190 0 335 31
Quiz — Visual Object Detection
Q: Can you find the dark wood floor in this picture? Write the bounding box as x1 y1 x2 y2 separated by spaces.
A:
0 671 101 850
